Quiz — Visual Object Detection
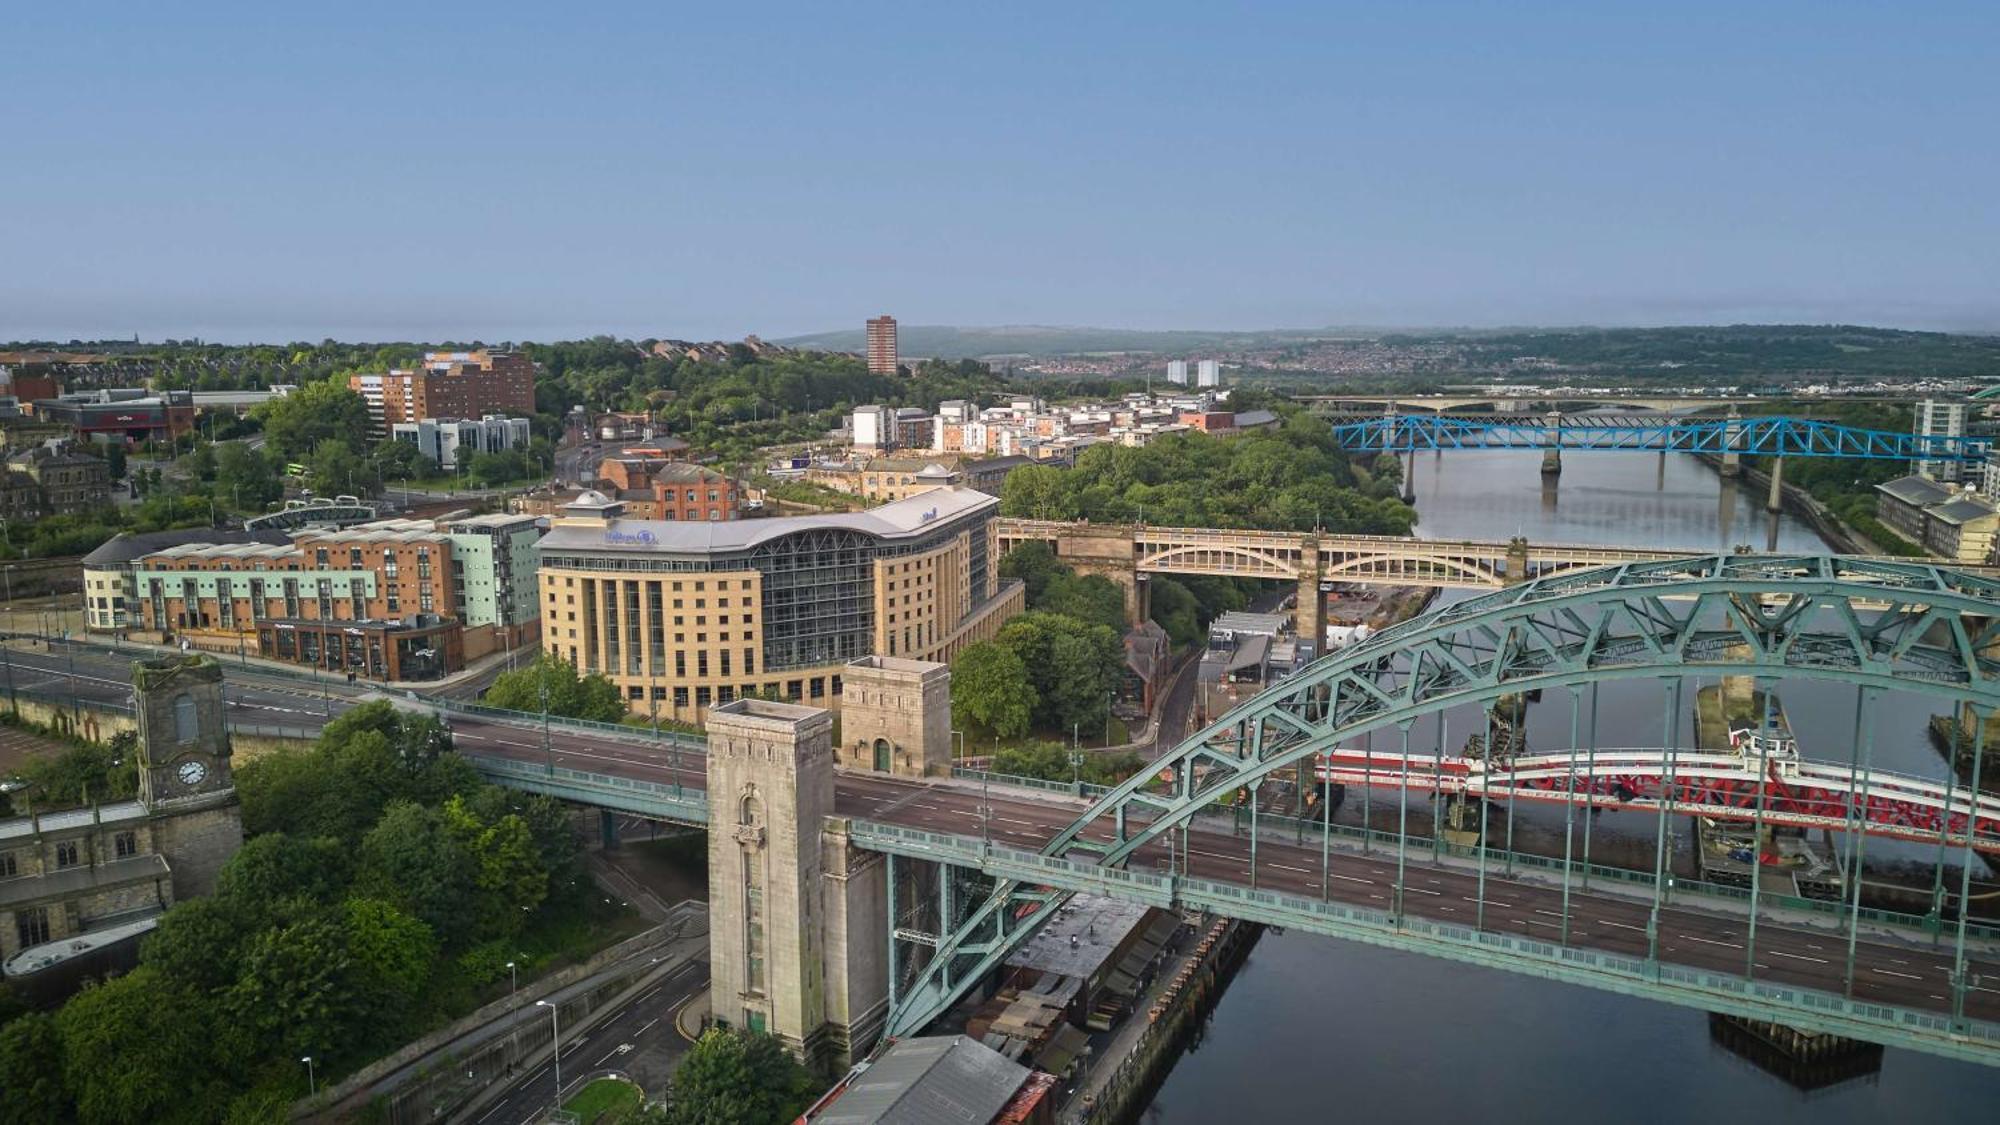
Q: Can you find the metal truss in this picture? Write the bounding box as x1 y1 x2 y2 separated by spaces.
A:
888 554 2000 1038
1053 554 2000 865
1331 413 1991 460
885 854 1065 1036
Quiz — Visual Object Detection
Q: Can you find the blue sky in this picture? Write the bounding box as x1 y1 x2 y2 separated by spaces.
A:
5 2 1996 342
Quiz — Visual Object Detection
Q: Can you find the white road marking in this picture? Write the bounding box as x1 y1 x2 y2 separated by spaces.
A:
1680 934 1739 949
1873 968 1924 980
1767 949 1829 964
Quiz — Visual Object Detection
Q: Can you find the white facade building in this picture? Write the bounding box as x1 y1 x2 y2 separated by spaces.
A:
1196 359 1220 388
1915 399 1970 483
391 415 532 471
1167 360 1188 385
851 404 897 452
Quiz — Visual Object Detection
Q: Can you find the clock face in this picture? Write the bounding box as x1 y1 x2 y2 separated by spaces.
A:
177 759 208 788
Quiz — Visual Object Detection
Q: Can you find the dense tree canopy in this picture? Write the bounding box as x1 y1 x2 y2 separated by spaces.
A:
950 642 1036 739
0 702 589 1123
255 380 372 463
483 655 627 722
1000 411 1414 535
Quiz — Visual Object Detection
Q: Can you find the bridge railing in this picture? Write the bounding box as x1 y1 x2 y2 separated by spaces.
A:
431 697 707 752
460 751 706 820
850 819 2000 1058
1235 805 2000 944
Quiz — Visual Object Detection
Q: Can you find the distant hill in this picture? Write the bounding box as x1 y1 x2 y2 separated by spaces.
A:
778 323 2000 377
775 324 1336 358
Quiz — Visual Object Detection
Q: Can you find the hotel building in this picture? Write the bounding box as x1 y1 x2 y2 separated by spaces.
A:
534 487 1023 722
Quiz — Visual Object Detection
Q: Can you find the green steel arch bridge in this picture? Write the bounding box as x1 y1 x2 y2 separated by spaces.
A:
453 554 2000 1065
1331 412 1990 460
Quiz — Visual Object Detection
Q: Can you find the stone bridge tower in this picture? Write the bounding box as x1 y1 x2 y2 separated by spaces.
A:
705 699 889 1070
838 655 951 777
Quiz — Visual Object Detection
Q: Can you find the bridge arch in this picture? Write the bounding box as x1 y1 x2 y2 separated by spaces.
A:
1052 554 2000 864
1320 552 1501 587
1138 542 1301 579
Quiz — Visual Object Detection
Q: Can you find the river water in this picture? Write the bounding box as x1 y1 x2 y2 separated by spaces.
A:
1141 449 1996 1121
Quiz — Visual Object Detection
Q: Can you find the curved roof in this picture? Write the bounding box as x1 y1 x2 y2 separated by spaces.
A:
538 487 997 557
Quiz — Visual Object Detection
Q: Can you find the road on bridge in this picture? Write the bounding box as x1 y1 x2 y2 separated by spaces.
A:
444 714 2000 1032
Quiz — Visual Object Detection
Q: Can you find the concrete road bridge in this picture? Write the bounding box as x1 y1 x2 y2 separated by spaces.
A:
440 554 2000 1070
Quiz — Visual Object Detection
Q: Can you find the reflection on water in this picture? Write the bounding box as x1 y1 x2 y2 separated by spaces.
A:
1145 451 1993 1122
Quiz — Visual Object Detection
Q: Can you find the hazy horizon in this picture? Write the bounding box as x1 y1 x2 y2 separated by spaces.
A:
7 3 1996 343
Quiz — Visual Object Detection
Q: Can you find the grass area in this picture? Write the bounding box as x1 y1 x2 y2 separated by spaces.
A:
561 1077 644 1123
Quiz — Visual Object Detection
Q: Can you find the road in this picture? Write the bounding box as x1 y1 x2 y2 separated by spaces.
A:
1 642 355 727
445 713 2000 1031
474 956 708 1125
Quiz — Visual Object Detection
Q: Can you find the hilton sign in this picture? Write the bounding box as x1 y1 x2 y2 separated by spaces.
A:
605 528 659 546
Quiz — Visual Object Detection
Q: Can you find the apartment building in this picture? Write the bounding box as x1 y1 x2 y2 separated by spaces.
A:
867 315 898 375
350 350 537 435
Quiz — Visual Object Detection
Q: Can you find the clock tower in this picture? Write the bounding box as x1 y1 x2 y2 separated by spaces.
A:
133 654 242 898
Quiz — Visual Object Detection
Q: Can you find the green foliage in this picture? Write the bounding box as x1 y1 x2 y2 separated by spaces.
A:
1000 417 1415 535
255 381 372 462
949 642 1035 739
307 438 372 497
482 655 628 722
56 967 238 1125
999 542 1127 632
990 741 1145 787
3 730 138 810
661 1028 818 1125
561 1076 644 1123
18 698 594 1123
212 442 284 510
0 1012 67 1125
995 611 1124 734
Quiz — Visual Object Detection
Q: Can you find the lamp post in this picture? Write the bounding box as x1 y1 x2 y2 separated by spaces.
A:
506 960 520 1068
300 1055 316 1097
535 999 562 1107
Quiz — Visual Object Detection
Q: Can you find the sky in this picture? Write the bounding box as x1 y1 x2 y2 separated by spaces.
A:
4 1 1997 343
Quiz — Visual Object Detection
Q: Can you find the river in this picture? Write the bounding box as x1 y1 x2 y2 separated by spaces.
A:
1140 448 1996 1122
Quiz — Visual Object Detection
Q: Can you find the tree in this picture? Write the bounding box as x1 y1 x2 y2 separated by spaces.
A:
213 443 283 510
994 611 1123 733
57 968 237 1125
0 1012 69 1125
223 913 368 1059
217 833 352 906
662 1028 817 1125
340 896 437 1015
254 381 371 462
483 655 627 722
103 441 127 481
950 642 1034 738
307 438 371 498
357 801 484 948
370 438 428 482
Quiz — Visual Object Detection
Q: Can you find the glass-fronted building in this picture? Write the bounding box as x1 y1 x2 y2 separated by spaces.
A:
535 488 1023 721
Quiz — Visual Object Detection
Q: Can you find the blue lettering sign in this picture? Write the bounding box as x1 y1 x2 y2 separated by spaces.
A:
605 528 658 546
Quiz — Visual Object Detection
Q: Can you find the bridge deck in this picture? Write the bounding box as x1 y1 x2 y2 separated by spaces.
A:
451 712 2000 1056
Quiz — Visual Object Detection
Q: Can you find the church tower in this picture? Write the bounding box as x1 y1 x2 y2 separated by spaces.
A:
133 655 242 898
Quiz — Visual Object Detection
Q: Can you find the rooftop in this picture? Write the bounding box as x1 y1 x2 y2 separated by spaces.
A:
1003 894 1151 982
811 1036 1030 1125
82 528 292 567
1876 475 1955 506
540 487 997 556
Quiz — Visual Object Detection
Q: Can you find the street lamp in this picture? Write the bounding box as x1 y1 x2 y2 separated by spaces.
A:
300 1055 316 1097
535 999 562 1107
506 960 520 1069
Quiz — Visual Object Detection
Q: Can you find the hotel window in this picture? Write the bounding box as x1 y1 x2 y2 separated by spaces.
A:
695 686 711 709
697 651 709 677
284 579 301 618
248 579 264 621
315 548 329 568
216 579 234 628
350 579 366 620
417 550 432 581
317 579 333 618
349 548 363 568
384 550 398 578
743 648 756 675
419 587 434 612
719 651 731 677
674 686 689 707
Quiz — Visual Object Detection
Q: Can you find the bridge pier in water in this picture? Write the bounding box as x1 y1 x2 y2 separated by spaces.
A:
1539 409 1563 477
1767 454 1785 513
1721 406 1744 477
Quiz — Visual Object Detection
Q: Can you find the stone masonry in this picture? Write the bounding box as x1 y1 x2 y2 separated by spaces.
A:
838 655 952 777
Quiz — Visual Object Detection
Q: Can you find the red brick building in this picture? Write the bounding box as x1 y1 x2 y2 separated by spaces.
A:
351 350 536 430
516 461 739 522
129 520 466 680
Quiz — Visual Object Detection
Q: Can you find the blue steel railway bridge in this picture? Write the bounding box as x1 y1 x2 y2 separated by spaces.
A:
1329 407 1991 511
445 553 2000 1069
